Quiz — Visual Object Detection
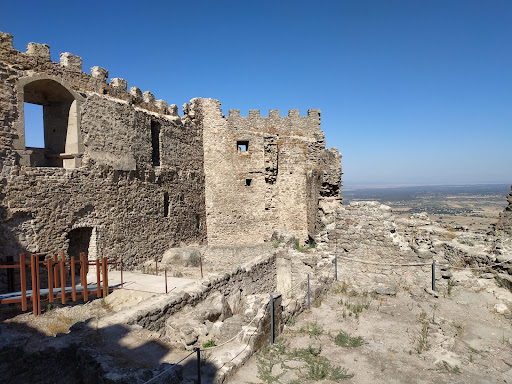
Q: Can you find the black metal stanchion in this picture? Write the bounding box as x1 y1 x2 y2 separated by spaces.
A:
335 253 338 281
195 347 201 384
307 273 310 310
432 260 436 291
270 293 274 345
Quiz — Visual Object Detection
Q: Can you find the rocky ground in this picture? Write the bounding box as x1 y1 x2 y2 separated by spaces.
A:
228 200 512 384
2 199 512 383
230 264 512 384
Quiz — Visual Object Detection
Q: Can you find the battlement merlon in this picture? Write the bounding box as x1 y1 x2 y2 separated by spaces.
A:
0 30 175 117
60 53 82 71
226 108 322 135
228 109 321 119
0 31 14 50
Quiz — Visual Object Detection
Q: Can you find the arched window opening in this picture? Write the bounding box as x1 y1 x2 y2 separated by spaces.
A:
20 78 82 168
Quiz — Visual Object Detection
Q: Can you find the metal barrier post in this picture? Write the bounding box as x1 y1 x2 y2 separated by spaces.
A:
71 257 76 302
335 253 338 281
195 347 201 384
307 273 310 310
30 254 37 316
20 254 27 311
270 293 274 345
432 260 436 291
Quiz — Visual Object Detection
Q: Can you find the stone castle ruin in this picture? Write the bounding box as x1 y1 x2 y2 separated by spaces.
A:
0 31 342 268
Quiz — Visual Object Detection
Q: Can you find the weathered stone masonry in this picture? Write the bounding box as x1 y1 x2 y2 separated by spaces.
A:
0 31 342 268
0 31 206 267
203 105 342 245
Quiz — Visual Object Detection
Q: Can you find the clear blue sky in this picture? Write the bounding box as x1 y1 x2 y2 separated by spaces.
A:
1 0 511 187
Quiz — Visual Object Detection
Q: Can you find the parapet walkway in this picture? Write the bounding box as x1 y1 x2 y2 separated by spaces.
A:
101 270 196 294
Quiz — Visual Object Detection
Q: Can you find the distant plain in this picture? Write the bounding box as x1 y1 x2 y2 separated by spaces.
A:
342 184 510 232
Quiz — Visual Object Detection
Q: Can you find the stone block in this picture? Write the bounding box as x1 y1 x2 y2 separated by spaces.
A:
60 52 82 70
26 42 51 60
110 78 127 90
91 66 108 80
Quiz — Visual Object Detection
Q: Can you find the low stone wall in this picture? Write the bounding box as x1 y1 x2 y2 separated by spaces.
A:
127 254 277 331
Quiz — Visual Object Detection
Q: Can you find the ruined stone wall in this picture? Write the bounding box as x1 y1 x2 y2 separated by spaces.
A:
496 185 512 237
202 107 341 245
0 31 206 267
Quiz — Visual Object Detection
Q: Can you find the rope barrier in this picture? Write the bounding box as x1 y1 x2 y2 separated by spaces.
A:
336 255 431 267
437 255 512 270
335 253 512 270
282 258 334 309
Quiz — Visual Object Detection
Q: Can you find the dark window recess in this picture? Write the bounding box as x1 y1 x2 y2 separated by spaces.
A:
151 121 161 166
163 192 169 217
196 214 200 229
67 227 93 259
237 141 249 152
245 179 252 187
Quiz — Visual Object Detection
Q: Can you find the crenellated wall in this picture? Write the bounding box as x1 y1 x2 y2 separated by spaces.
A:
496 185 512 237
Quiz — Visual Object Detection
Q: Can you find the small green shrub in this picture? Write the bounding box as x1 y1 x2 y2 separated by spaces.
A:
295 238 316 252
202 339 216 348
334 331 365 348
299 322 323 338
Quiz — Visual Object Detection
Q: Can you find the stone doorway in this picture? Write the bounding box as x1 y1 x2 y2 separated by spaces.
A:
67 227 93 259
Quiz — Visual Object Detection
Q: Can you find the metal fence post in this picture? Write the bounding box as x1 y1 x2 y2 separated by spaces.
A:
307 273 310 310
432 260 436 291
270 293 274 345
195 347 201 384
335 253 338 281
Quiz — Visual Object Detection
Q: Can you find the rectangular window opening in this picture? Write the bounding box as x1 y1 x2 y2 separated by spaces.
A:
163 192 169 217
237 141 249 152
151 121 161 167
24 102 44 148
195 214 200 229
245 179 252 187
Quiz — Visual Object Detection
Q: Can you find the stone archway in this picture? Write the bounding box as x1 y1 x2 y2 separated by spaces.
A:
14 75 84 168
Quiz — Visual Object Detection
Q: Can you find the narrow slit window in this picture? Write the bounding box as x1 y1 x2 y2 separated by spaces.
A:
245 179 252 187
195 214 200 229
237 141 249 152
163 192 169 217
151 121 161 167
